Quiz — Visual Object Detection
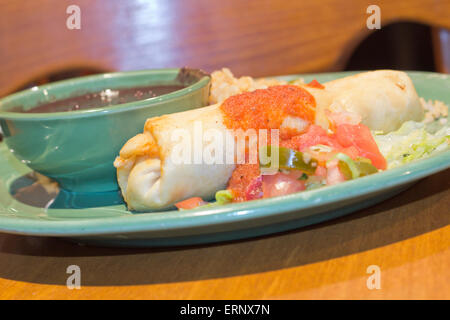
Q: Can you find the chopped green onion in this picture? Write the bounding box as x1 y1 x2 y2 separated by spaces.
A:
215 189 233 205
333 153 378 180
355 157 372 164
335 153 360 179
196 190 234 209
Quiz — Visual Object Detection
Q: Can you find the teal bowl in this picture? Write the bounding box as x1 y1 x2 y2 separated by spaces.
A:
0 68 211 192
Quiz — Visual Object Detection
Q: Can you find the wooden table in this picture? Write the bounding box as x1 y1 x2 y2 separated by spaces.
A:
0 169 448 300
0 0 449 300
2 0 450 96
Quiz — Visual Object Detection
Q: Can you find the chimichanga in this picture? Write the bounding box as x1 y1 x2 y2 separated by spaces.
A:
114 104 235 211
114 70 424 211
322 70 424 132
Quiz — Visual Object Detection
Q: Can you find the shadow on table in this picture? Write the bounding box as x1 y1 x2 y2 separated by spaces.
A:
0 170 448 286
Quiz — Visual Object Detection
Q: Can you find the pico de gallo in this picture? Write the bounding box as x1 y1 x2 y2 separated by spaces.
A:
175 83 387 210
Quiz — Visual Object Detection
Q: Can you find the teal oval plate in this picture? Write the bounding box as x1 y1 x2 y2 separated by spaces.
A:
0 71 449 247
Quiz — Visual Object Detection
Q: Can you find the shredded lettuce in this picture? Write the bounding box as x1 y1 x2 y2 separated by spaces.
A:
374 120 449 168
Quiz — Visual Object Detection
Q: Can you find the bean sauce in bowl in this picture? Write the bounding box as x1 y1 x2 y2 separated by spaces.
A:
9 85 186 113
0 68 211 193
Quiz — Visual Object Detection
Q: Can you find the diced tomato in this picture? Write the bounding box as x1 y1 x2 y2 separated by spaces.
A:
326 159 346 185
245 176 263 200
334 124 387 170
342 146 360 160
315 165 327 178
281 125 342 152
262 172 306 199
175 197 207 210
306 79 325 89
227 120 386 203
326 165 346 185
227 164 261 202
281 123 386 170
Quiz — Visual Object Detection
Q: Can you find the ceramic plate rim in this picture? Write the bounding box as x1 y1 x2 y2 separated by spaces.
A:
0 71 449 237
